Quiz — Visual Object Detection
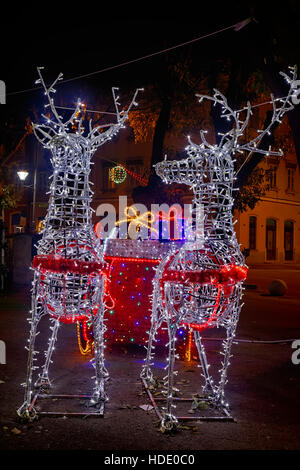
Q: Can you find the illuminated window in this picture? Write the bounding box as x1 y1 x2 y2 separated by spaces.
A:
37 219 45 233
103 164 116 191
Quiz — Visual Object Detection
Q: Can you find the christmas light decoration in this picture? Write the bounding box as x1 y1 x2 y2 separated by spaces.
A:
76 238 195 354
115 205 158 238
77 320 93 355
141 66 298 431
17 67 142 421
153 206 186 241
122 166 149 187
110 165 127 184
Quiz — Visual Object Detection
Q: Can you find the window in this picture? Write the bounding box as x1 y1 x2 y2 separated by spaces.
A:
284 221 294 260
102 159 146 192
266 218 276 260
287 168 295 192
37 218 45 233
103 164 116 191
266 167 277 189
249 216 257 250
103 160 145 191
10 212 26 233
125 160 144 188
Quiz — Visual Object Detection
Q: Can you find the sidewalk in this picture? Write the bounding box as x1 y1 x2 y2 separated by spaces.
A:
248 264 300 270
0 285 300 451
245 266 300 297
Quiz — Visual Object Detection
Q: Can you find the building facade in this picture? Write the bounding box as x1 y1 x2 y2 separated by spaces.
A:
236 150 300 265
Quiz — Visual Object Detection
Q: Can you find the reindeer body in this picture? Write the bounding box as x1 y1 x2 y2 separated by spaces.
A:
17 69 141 420
154 142 246 331
34 133 105 324
141 66 297 431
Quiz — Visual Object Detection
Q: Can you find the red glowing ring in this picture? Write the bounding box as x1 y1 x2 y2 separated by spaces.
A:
160 255 248 331
33 254 110 323
32 254 109 276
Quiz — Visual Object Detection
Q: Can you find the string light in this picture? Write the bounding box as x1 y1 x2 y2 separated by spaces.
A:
115 206 158 237
77 247 191 354
119 164 149 186
77 321 93 355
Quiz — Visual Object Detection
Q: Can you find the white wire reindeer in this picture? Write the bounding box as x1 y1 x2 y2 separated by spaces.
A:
17 67 142 420
141 66 298 431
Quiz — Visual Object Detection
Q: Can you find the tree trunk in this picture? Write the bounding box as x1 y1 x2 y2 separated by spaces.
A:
151 96 172 166
132 69 173 207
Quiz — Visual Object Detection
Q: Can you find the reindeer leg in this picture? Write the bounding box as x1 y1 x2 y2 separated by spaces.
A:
89 279 108 408
214 285 243 409
161 317 179 432
140 281 162 383
34 317 60 391
17 274 44 421
194 330 216 398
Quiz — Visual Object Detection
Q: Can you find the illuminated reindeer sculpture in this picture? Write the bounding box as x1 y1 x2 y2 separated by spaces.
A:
141 66 298 430
18 68 141 420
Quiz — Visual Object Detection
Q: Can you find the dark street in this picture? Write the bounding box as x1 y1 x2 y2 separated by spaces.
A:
0 268 300 451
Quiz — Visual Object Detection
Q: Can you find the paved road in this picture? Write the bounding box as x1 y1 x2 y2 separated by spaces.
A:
246 267 300 297
0 279 300 452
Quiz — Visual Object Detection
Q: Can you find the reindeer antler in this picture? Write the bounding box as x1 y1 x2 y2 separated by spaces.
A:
32 67 143 150
87 87 143 150
193 66 297 158
194 88 249 149
237 65 297 156
35 67 65 126
33 67 86 147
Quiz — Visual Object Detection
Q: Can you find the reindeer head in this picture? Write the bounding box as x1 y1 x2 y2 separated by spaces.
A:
155 66 298 190
33 67 142 169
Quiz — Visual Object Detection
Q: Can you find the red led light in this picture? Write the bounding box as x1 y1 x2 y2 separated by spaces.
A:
32 254 108 276
159 253 248 332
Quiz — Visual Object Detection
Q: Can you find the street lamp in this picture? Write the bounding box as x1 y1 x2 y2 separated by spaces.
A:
17 168 37 232
17 170 29 181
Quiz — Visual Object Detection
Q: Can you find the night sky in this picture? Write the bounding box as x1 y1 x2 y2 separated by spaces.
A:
1 1 300 135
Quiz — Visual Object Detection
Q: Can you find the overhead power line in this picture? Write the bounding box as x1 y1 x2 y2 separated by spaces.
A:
7 18 252 97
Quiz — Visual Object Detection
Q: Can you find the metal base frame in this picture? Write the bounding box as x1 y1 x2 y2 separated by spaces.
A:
141 378 234 422
29 391 105 417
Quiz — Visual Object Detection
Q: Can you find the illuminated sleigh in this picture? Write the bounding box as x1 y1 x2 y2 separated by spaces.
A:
77 237 185 355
